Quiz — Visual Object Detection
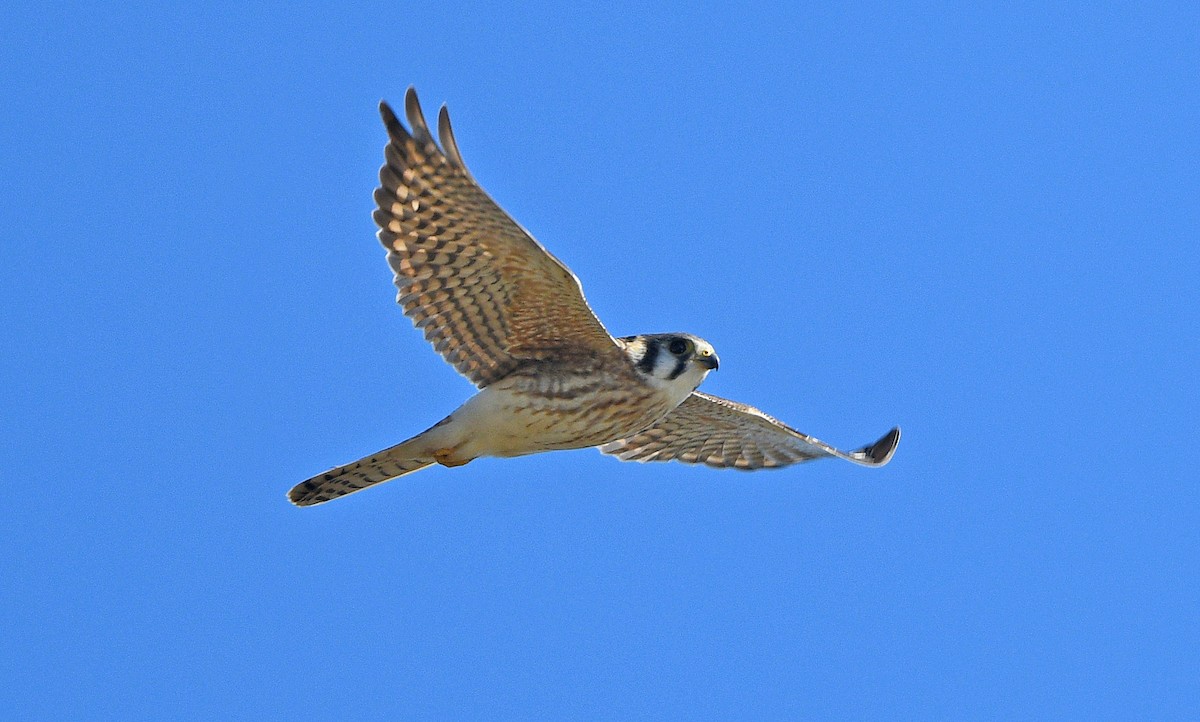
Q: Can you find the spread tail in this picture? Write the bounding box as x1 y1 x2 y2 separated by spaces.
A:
288 436 435 507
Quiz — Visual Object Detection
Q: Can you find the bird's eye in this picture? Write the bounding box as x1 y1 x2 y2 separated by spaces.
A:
668 338 690 355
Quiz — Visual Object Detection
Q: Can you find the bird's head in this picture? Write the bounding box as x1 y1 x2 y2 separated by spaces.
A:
618 333 719 391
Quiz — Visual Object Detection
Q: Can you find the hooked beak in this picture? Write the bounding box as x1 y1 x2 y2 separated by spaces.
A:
695 354 719 371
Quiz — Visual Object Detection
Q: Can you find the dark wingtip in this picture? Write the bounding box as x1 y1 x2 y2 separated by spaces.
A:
437 102 475 179
379 99 407 140
863 426 901 465
404 86 433 142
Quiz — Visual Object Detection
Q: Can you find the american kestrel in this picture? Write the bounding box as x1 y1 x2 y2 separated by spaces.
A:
288 88 900 506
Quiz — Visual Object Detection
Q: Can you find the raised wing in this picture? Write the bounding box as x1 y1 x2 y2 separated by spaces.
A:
600 391 900 469
375 87 620 387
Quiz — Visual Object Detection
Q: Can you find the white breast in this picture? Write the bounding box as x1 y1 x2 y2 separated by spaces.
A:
445 375 680 459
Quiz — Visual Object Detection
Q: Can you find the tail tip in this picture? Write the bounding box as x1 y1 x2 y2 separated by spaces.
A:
287 480 326 507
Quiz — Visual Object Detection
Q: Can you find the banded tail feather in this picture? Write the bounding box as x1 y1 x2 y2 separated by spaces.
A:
288 437 433 507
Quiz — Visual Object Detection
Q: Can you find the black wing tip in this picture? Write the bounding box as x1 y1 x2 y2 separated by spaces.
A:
437 103 452 141
382 87 472 178
380 85 425 137
861 426 901 466
378 99 407 140
403 86 433 141
437 102 473 176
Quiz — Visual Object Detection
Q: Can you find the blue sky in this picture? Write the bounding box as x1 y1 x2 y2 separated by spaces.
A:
2 1 1196 718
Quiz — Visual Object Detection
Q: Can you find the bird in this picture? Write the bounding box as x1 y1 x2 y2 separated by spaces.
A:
287 87 900 506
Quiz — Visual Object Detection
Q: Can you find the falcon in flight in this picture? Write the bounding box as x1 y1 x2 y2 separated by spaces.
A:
288 88 899 506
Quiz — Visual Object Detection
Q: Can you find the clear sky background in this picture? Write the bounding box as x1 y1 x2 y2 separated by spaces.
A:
2 1 1197 719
